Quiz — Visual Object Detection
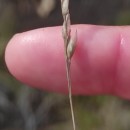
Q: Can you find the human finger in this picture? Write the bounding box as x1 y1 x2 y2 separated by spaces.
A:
5 25 130 99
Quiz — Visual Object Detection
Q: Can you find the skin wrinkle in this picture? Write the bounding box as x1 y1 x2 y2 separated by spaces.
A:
113 28 124 97
115 27 130 99
108 27 121 96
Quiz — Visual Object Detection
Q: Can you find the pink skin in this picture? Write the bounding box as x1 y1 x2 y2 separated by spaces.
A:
5 24 130 99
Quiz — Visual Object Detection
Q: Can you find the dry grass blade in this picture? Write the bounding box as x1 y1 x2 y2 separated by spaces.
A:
61 1 77 130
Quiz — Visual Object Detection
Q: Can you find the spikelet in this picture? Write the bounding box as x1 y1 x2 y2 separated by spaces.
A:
61 1 77 130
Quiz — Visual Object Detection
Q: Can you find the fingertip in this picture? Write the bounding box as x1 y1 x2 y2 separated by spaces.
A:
5 27 68 93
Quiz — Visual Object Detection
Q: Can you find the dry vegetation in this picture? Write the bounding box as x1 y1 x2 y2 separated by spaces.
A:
1 0 130 130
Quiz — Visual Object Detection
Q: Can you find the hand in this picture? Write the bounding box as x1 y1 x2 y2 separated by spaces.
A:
5 24 130 99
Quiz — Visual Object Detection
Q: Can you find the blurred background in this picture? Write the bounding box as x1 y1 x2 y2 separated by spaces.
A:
1 0 130 130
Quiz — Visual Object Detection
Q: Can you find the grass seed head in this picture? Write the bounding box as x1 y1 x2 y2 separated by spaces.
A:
61 0 69 15
67 30 77 59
